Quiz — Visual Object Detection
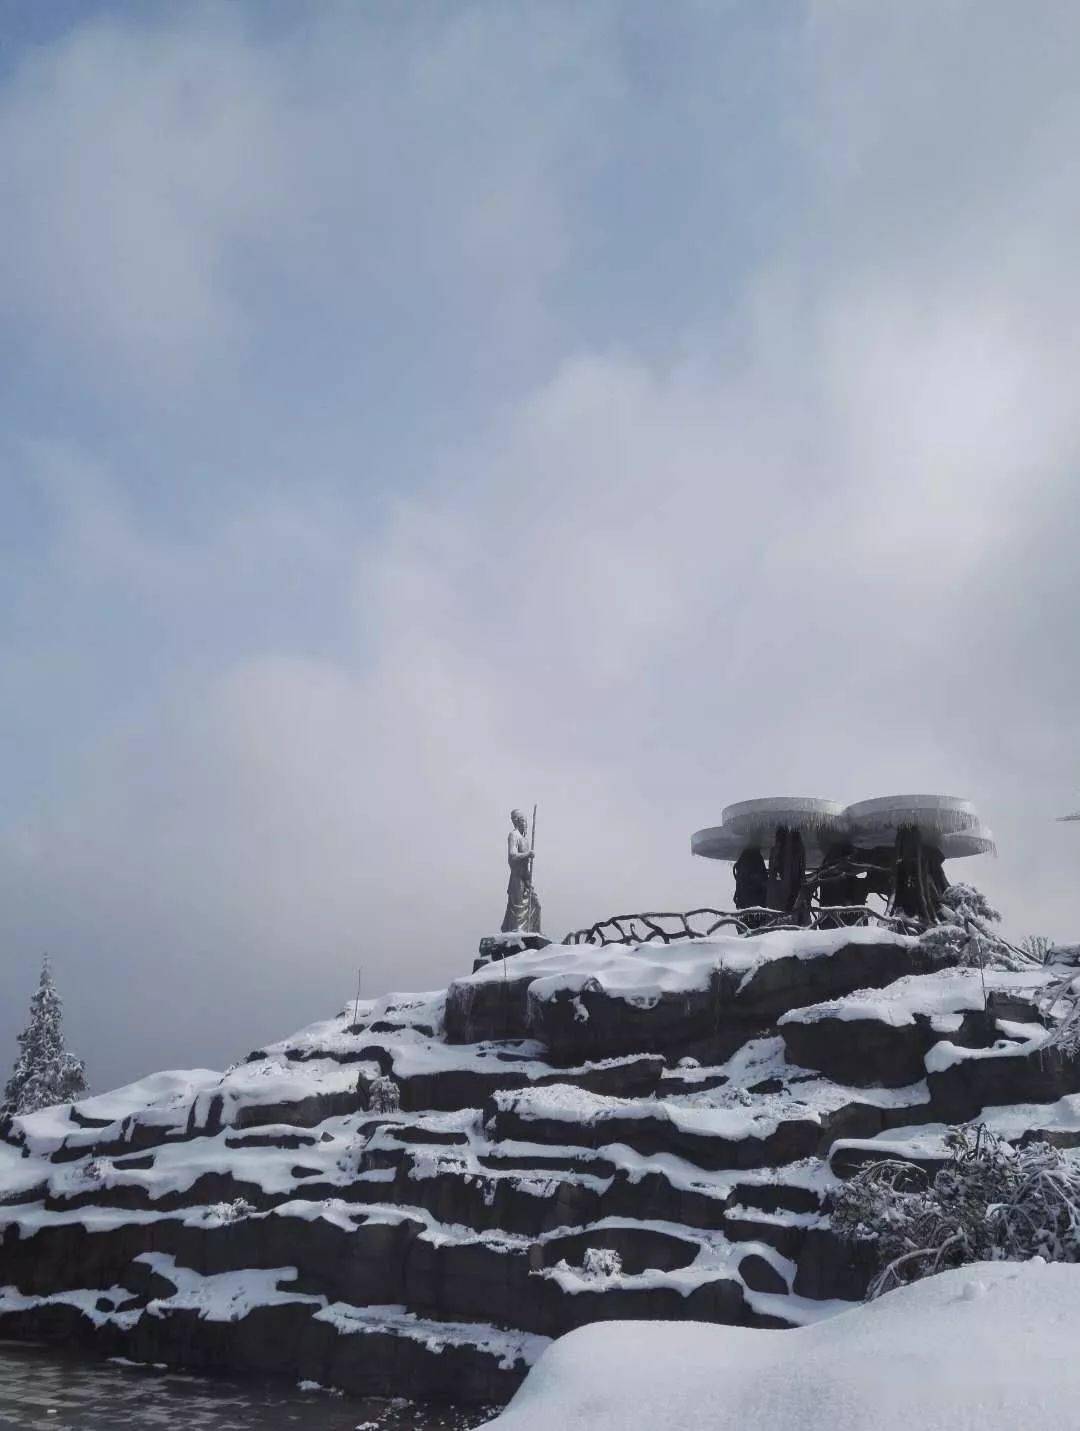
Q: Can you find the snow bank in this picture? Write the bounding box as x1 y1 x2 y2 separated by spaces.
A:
483 1259 1080 1431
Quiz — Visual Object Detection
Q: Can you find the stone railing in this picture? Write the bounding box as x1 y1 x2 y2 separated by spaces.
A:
562 905 921 947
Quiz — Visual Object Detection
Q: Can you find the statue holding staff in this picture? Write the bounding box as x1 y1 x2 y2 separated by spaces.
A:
501 807 542 934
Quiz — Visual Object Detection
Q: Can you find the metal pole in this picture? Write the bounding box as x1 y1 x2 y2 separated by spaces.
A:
352 967 363 1028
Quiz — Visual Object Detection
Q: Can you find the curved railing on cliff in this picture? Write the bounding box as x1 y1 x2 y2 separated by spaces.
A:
562 905 923 947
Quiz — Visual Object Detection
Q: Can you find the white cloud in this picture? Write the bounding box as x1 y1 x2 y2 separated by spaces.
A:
0 5 616 388
2 3 1080 1089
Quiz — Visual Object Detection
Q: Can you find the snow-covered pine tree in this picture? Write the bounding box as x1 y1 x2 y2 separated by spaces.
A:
3 956 88 1115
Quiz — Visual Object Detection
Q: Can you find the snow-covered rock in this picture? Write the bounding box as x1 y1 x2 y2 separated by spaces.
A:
0 929 1077 1404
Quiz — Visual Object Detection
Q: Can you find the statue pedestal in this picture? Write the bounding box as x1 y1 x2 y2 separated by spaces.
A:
474 931 551 973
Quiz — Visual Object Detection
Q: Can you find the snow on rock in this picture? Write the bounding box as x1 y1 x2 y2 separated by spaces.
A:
832 1092 1080 1172
0 1252 323 1332
445 928 938 1059
135 1253 320 1321
483 1260 1080 1431
74 1071 222 1127
266 990 449 1059
0 1140 48 1199
779 968 1043 1030
314 1301 548 1370
0 1283 143 1331
925 1028 1050 1073
491 1082 803 1143
12 1069 221 1158
213 1056 364 1120
458 928 917 1007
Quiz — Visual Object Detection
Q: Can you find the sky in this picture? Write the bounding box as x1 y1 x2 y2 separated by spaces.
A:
1 1 1079 1093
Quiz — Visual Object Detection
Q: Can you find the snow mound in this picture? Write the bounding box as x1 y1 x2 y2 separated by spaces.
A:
483 1259 1080 1431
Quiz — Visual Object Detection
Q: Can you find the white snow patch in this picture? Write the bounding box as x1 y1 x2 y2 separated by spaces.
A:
313 1301 548 1370
136 1253 321 1321
493 1082 802 1143
925 1027 1049 1073
779 968 1044 1029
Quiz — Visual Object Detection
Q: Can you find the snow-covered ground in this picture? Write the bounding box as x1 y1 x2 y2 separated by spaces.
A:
482 1259 1080 1431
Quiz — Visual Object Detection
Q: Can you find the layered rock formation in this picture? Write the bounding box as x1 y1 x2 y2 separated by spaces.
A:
1 927 1078 1403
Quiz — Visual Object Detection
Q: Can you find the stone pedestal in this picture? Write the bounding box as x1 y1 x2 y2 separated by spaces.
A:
473 931 551 974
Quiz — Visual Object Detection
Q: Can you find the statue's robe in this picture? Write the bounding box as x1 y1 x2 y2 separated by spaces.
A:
501 829 542 933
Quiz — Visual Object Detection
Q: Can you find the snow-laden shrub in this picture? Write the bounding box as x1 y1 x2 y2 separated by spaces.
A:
582 1247 622 1280
552 1248 624 1283
919 884 1030 973
84 1158 111 1185
1020 935 1055 964
368 1075 401 1114
832 1125 1080 1298
1039 970 1080 1057
199 1198 256 1226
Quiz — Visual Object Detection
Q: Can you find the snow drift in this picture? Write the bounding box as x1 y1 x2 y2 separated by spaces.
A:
483 1258 1080 1431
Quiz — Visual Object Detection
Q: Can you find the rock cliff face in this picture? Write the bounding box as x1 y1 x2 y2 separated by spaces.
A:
1 928 1078 1404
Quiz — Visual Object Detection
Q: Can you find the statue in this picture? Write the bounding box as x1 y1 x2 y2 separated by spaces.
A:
501 807 542 934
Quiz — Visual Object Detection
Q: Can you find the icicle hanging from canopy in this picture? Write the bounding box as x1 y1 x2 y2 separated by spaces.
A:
845 795 996 856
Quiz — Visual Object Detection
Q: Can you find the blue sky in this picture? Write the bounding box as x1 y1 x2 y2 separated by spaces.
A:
1 1 1079 1090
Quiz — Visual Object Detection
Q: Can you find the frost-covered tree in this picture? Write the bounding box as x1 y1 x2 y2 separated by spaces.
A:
919 883 1031 973
3 957 88 1115
832 1126 1080 1298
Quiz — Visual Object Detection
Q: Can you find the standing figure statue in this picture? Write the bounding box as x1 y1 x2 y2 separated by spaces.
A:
501 808 542 934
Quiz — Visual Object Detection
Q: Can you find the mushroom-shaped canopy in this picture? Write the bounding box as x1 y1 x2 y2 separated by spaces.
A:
693 793 995 863
845 794 995 858
692 797 846 863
